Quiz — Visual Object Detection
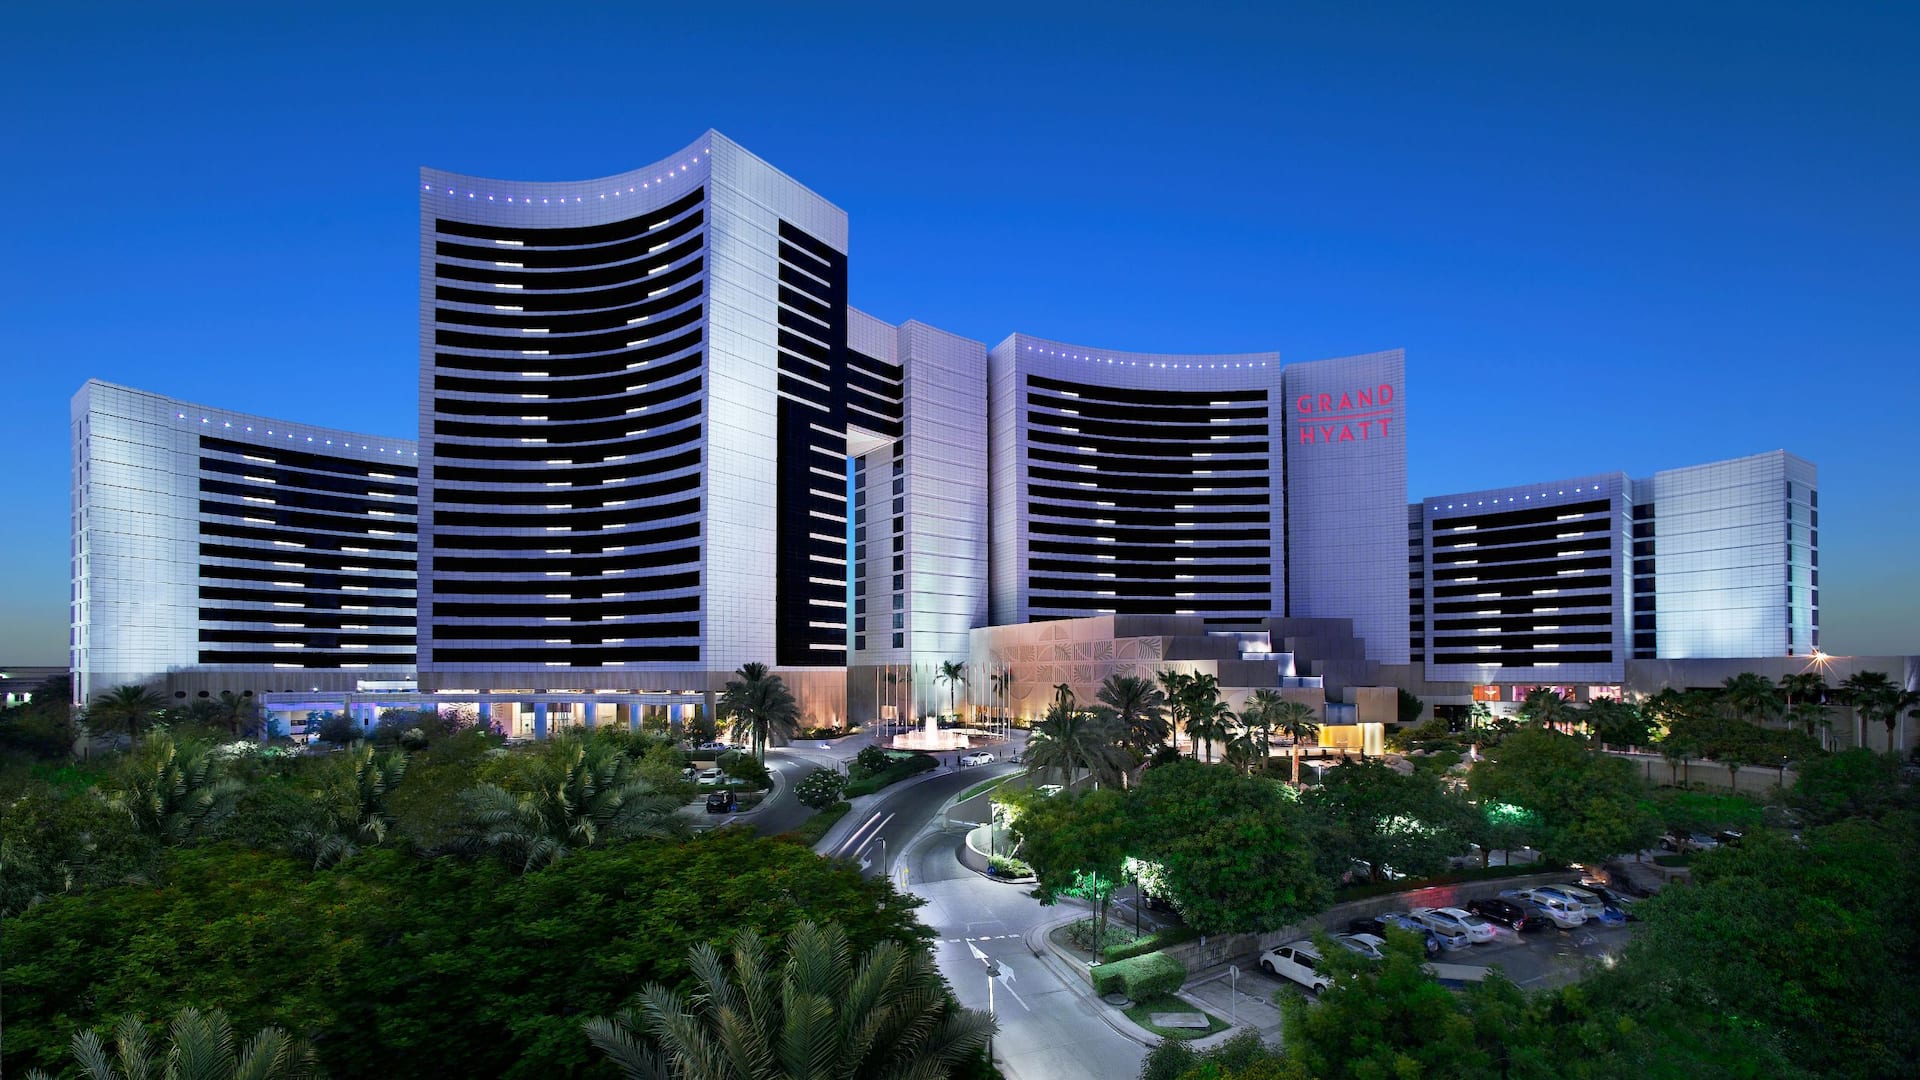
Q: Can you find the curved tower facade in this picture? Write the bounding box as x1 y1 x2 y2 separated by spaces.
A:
419 133 852 711
987 335 1287 629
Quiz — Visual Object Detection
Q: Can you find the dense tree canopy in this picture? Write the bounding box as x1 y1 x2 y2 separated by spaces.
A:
1468 728 1659 864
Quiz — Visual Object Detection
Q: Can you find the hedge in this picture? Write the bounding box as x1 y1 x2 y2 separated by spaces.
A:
843 752 937 798
1100 925 1201 964
1091 950 1187 1000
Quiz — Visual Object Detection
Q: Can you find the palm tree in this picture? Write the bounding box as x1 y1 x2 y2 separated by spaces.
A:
1721 672 1782 727
1840 671 1897 750
90 684 167 740
26 1007 318 1080
1095 673 1169 757
104 734 245 845
205 690 264 740
1272 699 1319 787
719 662 799 762
1518 687 1572 732
1182 674 1233 763
1239 688 1285 773
464 735 688 872
584 920 993 1080
1155 669 1192 753
298 742 408 868
936 660 967 723
1024 704 1127 788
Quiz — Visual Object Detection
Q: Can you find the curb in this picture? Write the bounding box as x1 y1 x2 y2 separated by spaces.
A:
1024 911 1161 1048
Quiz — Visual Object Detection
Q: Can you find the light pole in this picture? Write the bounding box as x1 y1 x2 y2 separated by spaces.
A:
966 939 999 1061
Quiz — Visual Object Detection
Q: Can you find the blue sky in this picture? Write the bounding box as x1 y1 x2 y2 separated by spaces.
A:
3 1 1915 663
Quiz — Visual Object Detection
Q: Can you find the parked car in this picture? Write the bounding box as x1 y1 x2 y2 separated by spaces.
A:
1537 885 1605 919
1499 889 1588 929
1259 941 1331 992
1576 881 1642 916
1347 913 1443 956
1406 909 1476 949
1465 897 1535 933
695 767 726 785
958 751 996 767
1659 832 1721 852
1335 933 1387 960
694 741 732 755
705 790 737 813
1715 829 1745 846
1412 906 1498 944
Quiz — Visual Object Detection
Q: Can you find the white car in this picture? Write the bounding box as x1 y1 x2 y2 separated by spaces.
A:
1335 932 1387 960
958 751 996 767
1258 941 1331 992
695 767 726 785
1536 885 1605 919
1412 906 1498 944
1501 889 1589 929
1404 909 1473 950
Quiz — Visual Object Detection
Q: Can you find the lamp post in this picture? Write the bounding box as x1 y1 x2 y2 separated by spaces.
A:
966 939 998 1061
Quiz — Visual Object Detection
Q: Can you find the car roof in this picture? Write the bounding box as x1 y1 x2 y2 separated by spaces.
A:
1344 932 1386 946
1275 939 1319 954
1435 906 1475 918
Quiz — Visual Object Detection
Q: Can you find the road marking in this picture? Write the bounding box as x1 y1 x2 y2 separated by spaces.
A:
833 810 894 860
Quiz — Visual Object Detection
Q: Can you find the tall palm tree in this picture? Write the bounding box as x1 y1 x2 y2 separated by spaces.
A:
1051 683 1076 713
90 684 167 740
1721 672 1782 727
105 734 245 845
1272 699 1319 787
1024 704 1127 788
1181 674 1233 763
1840 671 1897 750
719 662 799 762
988 666 1011 732
584 921 994 1080
1095 673 1169 757
1779 671 1828 711
1239 688 1285 773
26 1007 318 1080
206 690 264 740
464 735 688 872
936 660 967 722
1155 669 1192 753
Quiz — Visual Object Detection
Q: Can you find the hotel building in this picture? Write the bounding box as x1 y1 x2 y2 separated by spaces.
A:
70 131 1852 737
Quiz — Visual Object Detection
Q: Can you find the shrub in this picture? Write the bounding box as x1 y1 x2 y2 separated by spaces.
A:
1067 916 1137 954
1100 925 1201 964
312 712 361 747
1091 950 1186 1000
795 768 848 809
843 752 936 797
987 854 1032 879
852 745 892 779
779 800 852 847
718 750 772 790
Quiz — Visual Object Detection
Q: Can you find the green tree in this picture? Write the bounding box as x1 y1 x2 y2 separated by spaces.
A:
1010 786 1133 953
583 921 994 1080
937 659 967 721
1303 758 1474 883
89 684 168 741
719 662 799 762
1096 673 1170 757
103 734 245 846
1467 728 1659 864
1721 671 1782 727
1024 703 1128 788
26 1007 319 1080
1129 761 1325 933
1396 687 1424 724
1517 687 1572 732
1582 696 1652 750
1788 748 1914 824
463 734 687 872
1154 670 1192 755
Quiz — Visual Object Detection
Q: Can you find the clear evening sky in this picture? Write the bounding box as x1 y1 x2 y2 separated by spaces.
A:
3 2 1914 664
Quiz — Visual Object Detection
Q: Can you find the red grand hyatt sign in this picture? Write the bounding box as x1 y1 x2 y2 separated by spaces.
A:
1294 384 1397 444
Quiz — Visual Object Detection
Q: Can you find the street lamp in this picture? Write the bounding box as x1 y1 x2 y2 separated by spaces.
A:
966 939 999 1061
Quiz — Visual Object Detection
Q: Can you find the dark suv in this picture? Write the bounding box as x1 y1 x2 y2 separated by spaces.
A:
705 790 737 814
1466 897 1540 932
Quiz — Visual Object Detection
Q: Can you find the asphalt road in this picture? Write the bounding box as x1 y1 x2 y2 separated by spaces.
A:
825 760 1020 878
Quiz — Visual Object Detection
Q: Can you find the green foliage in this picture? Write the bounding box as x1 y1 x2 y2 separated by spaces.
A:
1100 925 1200 964
794 766 848 809
1303 758 1477 883
718 661 799 761
87 684 167 739
1397 687 1425 724
716 748 772 789
1122 994 1230 1042
852 744 892 778
1140 1030 1299 1080
1066 915 1137 953
633 739 697 805
583 920 993 1080
1642 787 1764 836
1129 761 1326 934
310 712 361 747
1468 727 1660 864
1386 716 1456 751
1024 704 1130 787
0 782 158 916
986 852 1032 878
1097 673 1172 757
3 831 928 1080
1091 950 1186 1000
103 735 246 846
28 1006 320 1080
843 751 936 797
1789 747 1913 824
463 736 688 873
